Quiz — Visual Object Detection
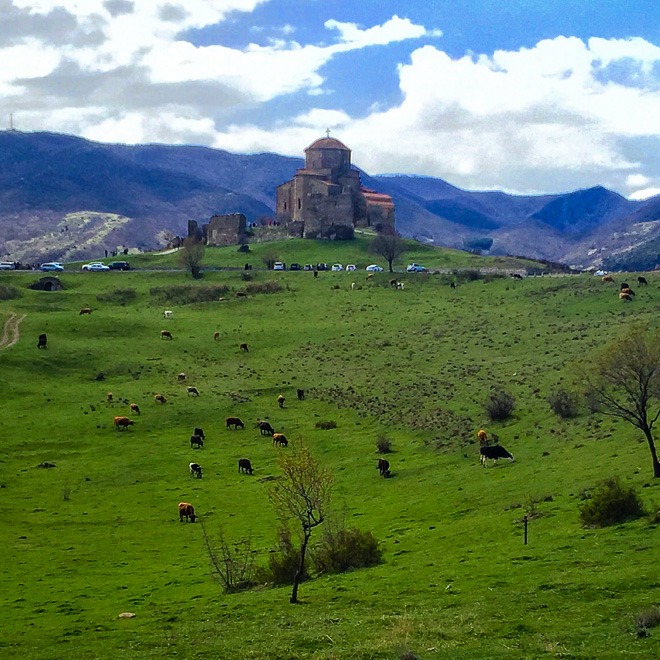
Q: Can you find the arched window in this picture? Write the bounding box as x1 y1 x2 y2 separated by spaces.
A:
298 198 301 210
283 202 287 210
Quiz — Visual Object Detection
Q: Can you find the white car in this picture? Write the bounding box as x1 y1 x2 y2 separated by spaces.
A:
365 264 384 272
82 262 110 271
406 263 427 273
0 262 16 270
594 270 607 277
40 262 64 272
346 264 357 272
331 264 343 271
273 262 285 271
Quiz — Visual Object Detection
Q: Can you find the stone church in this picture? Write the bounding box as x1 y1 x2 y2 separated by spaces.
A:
276 136 395 239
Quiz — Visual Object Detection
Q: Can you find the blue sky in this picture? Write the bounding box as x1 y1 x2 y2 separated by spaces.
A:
2 0 660 198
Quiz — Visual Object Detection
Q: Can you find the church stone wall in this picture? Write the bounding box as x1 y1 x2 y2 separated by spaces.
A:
206 213 247 247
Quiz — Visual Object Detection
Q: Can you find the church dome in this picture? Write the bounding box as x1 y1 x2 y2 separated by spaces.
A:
305 137 350 152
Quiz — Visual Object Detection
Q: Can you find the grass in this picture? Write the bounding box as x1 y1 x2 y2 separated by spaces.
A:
1 248 660 659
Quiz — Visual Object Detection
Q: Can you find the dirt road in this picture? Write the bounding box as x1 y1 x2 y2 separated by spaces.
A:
0 312 26 351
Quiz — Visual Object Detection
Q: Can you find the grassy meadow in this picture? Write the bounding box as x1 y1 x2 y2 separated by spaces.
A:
1 243 660 659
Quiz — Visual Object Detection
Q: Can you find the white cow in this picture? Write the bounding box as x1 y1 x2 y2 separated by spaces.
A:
163 310 173 319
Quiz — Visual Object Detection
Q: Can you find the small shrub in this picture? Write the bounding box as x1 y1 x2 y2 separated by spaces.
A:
96 288 137 305
312 525 383 575
579 477 645 528
376 435 392 453
242 281 283 295
548 388 579 418
0 284 20 300
399 652 420 660
634 607 660 637
240 272 253 281
485 389 515 421
201 523 256 593
237 244 250 253
315 420 337 430
255 528 307 586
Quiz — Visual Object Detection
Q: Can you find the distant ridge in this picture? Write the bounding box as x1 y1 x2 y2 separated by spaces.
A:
1 130 659 269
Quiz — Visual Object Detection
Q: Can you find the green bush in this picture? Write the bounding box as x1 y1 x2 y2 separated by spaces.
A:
634 607 660 637
149 284 229 305
241 281 283 295
579 477 645 528
548 388 579 418
485 389 515 421
255 529 307 586
315 420 337 430
0 284 21 300
312 525 383 575
376 435 392 453
96 288 137 305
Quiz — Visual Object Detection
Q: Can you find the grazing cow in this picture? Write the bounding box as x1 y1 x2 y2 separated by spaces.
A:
257 420 274 436
238 458 253 474
277 394 285 409
366 273 374 280
351 282 356 290
178 502 196 522
163 310 173 319
193 427 205 440
155 394 167 404
511 273 523 280
130 403 141 415
114 416 134 430
477 429 488 446
390 279 398 287
272 433 288 447
160 330 173 340
225 416 244 430
297 389 305 401
214 331 220 341
79 307 92 315
619 292 633 301
107 392 113 403
236 291 247 299
377 458 391 478
620 282 629 290
189 462 202 479
638 276 648 286
620 287 635 296
602 275 614 283
480 444 515 466
396 282 405 290
177 373 186 381
37 333 47 349
240 343 249 353
190 434 204 449
450 282 456 289
187 386 199 396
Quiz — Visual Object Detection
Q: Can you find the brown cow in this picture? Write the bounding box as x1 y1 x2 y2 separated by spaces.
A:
178 502 196 522
214 331 220 341
277 394 285 409
477 429 488 446
272 433 288 447
79 307 92 315
619 292 633 301
602 275 614 283
114 416 134 430
107 392 113 403
155 394 167 404
130 403 141 415
226 416 244 430
161 330 173 340
240 343 249 352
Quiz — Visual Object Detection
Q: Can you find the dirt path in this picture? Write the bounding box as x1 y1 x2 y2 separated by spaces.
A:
0 312 26 351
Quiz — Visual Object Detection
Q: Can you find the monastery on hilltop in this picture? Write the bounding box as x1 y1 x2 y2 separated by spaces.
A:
276 135 395 239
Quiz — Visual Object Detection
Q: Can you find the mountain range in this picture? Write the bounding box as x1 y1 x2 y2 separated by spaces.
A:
1 130 659 270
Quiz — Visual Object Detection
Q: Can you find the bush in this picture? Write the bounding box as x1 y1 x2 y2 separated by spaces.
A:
149 285 229 305
376 435 392 453
255 528 308 586
579 477 645 528
96 288 137 305
548 388 579 418
240 272 253 281
237 244 250 253
242 281 283 295
485 389 516 421
315 420 337 430
634 607 660 637
201 524 257 593
0 284 20 300
312 525 383 575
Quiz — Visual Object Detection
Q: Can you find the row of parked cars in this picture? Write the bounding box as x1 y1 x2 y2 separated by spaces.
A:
273 262 388 272
36 261 131 272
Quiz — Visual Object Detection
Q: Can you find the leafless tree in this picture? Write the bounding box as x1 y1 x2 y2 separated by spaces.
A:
370 228 407 273
261 250 279 270
583 324 660 477
178 237 205 279
268 440 333 603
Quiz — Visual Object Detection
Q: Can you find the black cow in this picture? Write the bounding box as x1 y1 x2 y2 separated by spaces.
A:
377 458 391 478
193 427 205 440
450 282 456 289
37 333 47 349
480 445 515 466
638 276 648 286
620 282 630 290
189 462 202 478
257 420 274 436
297 389 305 401
190 435 204 449
511 273 523 280
238 458 253 474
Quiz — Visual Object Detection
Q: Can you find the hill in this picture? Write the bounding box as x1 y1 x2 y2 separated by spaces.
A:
1 259 660 658
2 130 660 269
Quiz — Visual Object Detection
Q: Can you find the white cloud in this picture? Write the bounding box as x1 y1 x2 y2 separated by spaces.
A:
626 173 650 187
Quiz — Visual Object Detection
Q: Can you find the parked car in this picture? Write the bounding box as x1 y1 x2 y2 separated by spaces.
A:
108 261 130 271
82 262 110 271
0 262 16 270
290 263 302 271
273 262 285 271
316 263 329 271
346 264 357 272
40 262 64 272
331 264 343 271
303 264 314 271
406 263 427 272
365 264 384 272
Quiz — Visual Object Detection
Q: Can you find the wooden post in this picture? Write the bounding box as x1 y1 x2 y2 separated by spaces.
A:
523 515 528 545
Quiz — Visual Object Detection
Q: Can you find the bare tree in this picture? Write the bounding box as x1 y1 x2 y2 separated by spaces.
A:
583 324 660 477
268 440 333 603
178 237 205 279
261 250 278 270
370 228 407 273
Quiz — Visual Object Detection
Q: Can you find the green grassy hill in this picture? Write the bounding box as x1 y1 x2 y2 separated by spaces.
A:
1 254 659 659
